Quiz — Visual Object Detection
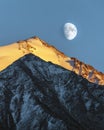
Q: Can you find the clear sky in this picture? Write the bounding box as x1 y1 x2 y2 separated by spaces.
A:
0 0 104 72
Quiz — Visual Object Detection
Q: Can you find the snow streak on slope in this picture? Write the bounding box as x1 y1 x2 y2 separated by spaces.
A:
0 36 104 85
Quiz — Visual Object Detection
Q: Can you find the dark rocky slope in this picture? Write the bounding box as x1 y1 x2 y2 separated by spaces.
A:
0 54 104 130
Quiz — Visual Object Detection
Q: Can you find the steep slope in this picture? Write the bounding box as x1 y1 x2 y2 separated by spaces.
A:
0 36 104 85
0 36 71 72
0 54 104 130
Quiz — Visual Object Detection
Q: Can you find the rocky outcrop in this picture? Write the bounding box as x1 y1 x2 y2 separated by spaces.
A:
0 54 104 130
68 57 104 85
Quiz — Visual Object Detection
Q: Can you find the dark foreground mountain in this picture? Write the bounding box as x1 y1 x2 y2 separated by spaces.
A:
0 54 104 130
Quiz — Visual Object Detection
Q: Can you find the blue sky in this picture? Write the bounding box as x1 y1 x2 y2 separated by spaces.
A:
0 0 104 72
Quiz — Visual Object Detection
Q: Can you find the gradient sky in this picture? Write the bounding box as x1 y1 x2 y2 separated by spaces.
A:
0 0 104 72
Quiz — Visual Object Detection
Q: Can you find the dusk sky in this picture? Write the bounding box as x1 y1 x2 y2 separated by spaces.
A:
0 0 104 72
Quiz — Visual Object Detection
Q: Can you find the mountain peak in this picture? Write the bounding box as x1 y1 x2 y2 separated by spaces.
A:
0 36 71 71
1 52 104 130
0 36 104 85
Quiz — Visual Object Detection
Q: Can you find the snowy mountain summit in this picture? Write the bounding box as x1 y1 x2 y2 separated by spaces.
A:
0 36 104 85
0 54 104 130
1 36 104 130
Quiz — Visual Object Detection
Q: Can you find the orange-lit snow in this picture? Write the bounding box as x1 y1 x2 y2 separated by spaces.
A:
1 36 104 85
0 37 72 71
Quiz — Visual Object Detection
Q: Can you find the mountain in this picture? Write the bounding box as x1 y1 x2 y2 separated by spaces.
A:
0 36 104 85
0 54 104 130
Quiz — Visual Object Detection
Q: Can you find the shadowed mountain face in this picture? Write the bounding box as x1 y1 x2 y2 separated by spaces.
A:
0 54 104 130
0 36 104 85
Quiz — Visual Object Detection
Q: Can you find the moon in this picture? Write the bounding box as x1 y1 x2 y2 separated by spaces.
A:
64 23 77 40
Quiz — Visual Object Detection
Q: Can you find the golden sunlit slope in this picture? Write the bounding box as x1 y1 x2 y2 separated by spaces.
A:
0 36 72 71
1 36 104 85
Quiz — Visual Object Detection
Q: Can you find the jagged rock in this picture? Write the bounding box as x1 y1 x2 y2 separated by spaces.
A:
0 54 104 130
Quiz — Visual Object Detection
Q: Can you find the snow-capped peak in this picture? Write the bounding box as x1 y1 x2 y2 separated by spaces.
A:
0 36 104 85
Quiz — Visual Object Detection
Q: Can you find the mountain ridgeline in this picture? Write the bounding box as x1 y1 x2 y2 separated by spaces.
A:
68 57 104 85
0 54 104 130
0 36 104 85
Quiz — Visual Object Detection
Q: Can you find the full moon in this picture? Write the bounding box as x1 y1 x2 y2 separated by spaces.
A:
64 23 77 40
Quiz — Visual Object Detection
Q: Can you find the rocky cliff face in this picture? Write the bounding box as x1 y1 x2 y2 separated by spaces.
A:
0 54 104 130
68 57 104 85
0 36 104 85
